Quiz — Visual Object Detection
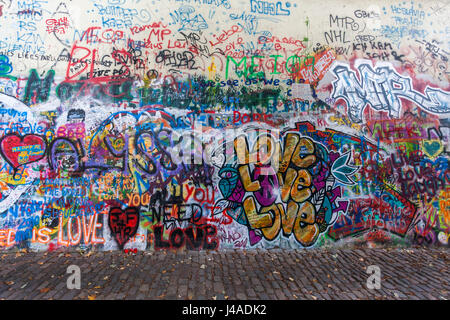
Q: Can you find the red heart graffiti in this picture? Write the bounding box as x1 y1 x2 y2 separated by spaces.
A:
0 134 46 169
108 207 140 249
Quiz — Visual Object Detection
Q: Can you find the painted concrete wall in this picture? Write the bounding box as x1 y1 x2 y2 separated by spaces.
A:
0 0 448 251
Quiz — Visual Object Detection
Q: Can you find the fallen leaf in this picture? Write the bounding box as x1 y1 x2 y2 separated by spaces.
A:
5 281 14 285
289 277 294 282
88 295 96 300
162 270 167 274
200 264 206 269
94 286 102 289
40 288 51 293
311 295 317 300
212 296 217 300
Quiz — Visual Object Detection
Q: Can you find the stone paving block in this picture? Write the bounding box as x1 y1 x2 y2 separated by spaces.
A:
213 282 224 293
60 291 78 300
275 289 287 299
236 292 246 300
138 283 149 292
246 288 257 298
257 292 270 299
135 293 145 300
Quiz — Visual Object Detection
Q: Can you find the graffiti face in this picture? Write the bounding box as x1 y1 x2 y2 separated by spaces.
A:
218 165 244 201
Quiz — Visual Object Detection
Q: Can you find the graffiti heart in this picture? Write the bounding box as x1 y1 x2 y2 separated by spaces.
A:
108 207 140 249
421 140 444 159
0 134 46 169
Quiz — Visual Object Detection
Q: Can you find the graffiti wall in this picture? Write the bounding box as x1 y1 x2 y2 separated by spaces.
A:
0 0 448 251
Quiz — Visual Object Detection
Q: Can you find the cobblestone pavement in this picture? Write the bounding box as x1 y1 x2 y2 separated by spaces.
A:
0 247 448 300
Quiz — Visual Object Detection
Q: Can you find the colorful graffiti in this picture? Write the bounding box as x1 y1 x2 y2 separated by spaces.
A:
0 0 448 252
212 125 358 247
